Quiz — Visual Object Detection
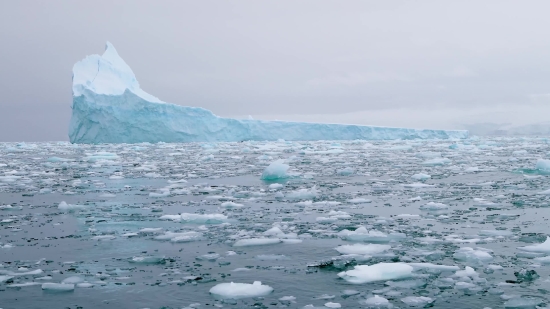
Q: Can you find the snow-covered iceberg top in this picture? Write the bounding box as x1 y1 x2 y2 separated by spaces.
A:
72 42 162 103
69 42 469 144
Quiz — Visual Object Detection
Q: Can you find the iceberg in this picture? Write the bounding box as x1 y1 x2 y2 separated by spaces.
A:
69 42 469 144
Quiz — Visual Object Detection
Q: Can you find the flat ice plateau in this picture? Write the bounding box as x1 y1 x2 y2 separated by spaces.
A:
2 137 550 308
69 43 468 143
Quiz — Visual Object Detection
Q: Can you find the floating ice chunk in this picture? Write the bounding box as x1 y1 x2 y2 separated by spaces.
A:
159 213 227 224
149 190 170 198
479 230 513 237
268 183 284 190
335 244 391 255
337 167 355 176
535 159 550 171
233 238 282 247
422 158 451 165
401 296 434 307
395 214 420 219
286 186 318 200
420 202 448 211
453 247 493 264
404 183 434 188
317 217 338 224
209 281 273 299
58 201 86 212
91 235 116 241
339 227 405 243
411 173 431 180
337 262 413 284
0 275 14 283
154 231 202 242
84 152 119 162
533 256 550 264
61 276 84 284
9 269 43 276
362 295 393 308
408 263 460 271
324 302 341 308
139 227 163 234
537 189 550 195
348 198 372 204
129 256 166 264
261 159 290 180
256 254 288 261
504 296 545 309
263 227 286 237
518 237 550 253
220 201 244 209
41 283 75 292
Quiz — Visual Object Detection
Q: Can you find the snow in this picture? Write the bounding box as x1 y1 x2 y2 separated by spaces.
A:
337 262 414 284
209 281 273 299
69 42 469 143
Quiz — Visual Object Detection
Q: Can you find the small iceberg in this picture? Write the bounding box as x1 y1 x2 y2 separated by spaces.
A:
337 262 413 284
261 159 290 180
41 283 75 292
209 281 273 299
518 237 550 253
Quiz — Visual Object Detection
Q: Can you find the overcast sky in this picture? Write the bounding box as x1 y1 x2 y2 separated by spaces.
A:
2 0 550 141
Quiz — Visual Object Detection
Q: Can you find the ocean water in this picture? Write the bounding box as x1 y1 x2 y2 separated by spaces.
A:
1 138 550 309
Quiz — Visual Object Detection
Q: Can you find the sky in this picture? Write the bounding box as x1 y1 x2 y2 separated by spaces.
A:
2 0 550 142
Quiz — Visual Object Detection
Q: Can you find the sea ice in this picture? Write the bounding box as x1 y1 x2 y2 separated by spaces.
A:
209 281 273 299
334 244 391 255
518 237 550 253
337 262 414 284
41 283 75 292
233 238 282 247
159 213 227 224
261 159 290 180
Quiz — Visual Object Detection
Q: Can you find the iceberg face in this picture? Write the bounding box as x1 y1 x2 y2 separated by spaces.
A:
69 42 469 144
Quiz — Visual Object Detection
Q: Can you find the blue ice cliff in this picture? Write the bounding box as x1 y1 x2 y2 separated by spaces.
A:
69 43 469 143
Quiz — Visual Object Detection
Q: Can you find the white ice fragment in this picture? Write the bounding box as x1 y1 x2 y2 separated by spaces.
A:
159 213 227 224
401 296 434 307
41 283 75 292
233 238 282 247
220 201 244 209
58 201 86 212
453 247 493 264
411 173 431 180
420 202 448 211
286 186 318 200
209 281 273 299
261 159 290 180
335 244 391 255
518 237 550 253
337 262 413 284
362 295 392 308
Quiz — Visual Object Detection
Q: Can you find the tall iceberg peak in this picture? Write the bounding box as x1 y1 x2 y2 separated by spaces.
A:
72 42 162 103
69 42 469 144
